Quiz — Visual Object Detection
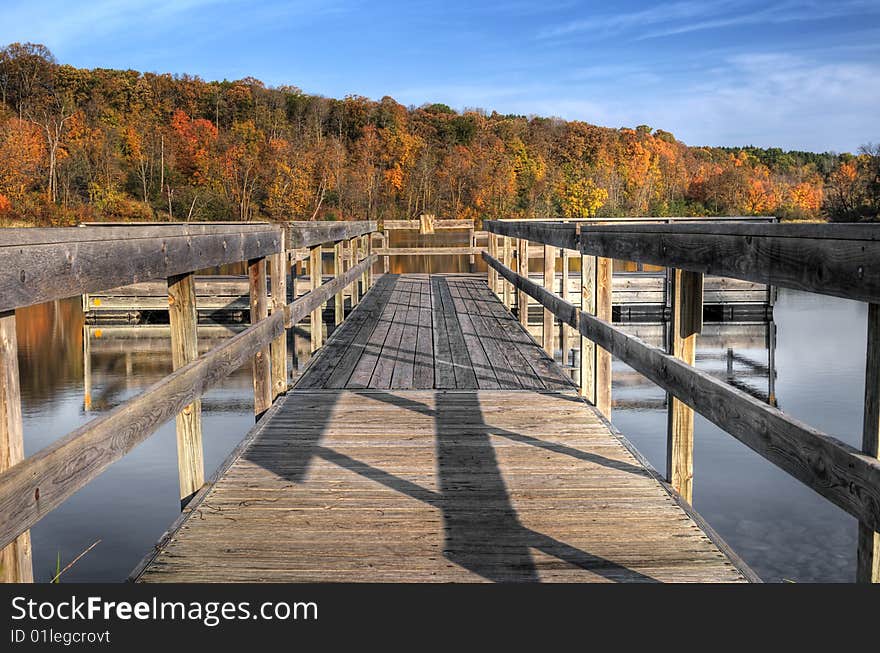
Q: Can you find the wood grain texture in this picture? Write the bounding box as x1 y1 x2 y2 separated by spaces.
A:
483 250 880 532
167 273 204 504
0 312 32 582
136 390 747 583
269 249 288 400
595 257 613 419
309 246 323 352
543 245 556 357
0 224 282 312
249 258 272 419
296 274 573 392
285 221 376 249
666 269 702 504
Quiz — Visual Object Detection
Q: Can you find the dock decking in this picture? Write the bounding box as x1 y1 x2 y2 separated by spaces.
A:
134 274 747 583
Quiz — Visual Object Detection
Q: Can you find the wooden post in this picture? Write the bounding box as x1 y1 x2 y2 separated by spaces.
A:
309 245 323 352
543 244 556 357
382 233 390 274
83 324 92 411
334 241 344 326
269 246 288 400
503 236 513 309
365 234 373 289
349 237 360 307
487 234 498 294
579 254 596 403
249 258 272 419
666 268 703 504
167 272 204 506
0 312 33 582
560 249 570 366
858 303 880 582
468 225 476 271
595 257 613 418
517 239 529 327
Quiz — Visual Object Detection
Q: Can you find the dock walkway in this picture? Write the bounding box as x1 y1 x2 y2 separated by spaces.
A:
134 274 746 583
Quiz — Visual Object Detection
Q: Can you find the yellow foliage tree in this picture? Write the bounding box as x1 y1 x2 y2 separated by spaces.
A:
560 176 608 218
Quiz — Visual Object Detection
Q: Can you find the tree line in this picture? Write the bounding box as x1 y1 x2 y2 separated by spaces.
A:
0 42 877 226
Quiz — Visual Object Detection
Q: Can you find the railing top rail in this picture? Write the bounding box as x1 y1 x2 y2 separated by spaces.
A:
286 220 377 249
381 219 475 230
0 224 284 312
484 219 880 305
494 215 778 223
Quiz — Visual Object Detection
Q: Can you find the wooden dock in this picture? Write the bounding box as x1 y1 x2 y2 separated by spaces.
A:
133 275 748 583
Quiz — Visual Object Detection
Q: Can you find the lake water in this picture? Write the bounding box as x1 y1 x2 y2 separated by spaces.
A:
11 274 867 583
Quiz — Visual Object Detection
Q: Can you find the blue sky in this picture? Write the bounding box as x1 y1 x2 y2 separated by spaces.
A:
1 0 878 152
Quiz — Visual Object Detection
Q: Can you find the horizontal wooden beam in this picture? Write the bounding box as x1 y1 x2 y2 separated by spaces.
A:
576 222 880 304
382 219 474 230
483 250 880 530
373 247 481 256
484 220 579 251
0 225 282 312
285 221 376 249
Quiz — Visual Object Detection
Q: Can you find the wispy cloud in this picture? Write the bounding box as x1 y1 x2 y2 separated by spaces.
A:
538 0 880 41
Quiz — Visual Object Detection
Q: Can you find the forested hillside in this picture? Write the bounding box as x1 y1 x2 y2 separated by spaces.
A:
0 42 877 225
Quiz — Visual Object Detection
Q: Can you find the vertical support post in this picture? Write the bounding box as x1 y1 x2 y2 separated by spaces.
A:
666 268 703 504
468 225 476 272
0 311 33 582
309 245 323 352
269 242 288 401
503 236 513 309
595 257 613 419
334 241 344 326
167 272 204 506
83 324 92 411
249 257 272 420
487 233 498 293
560 249 570 366
365 234 373 289
382 233 390 274
349 236 360 306
858 303 880 583
579 254 596 403
542 244 556 357
517 239 529 327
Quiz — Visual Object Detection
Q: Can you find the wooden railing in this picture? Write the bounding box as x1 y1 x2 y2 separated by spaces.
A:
372 218 481 272
483 218 880 583
0 220 377 582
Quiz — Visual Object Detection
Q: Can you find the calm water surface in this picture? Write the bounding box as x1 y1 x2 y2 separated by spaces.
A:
13 276 867 582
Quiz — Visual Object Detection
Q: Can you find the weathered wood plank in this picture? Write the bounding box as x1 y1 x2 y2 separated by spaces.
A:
575 222 880 304
0 312 32 582
484 220 579 251
309 246 323 352
269 248 288 400
373 247 481 256
167 272 204 505
0 225 282 312
543 245 556 357
249 258 272 419
136 390 748 583
285 221 376 249
666 269 703 503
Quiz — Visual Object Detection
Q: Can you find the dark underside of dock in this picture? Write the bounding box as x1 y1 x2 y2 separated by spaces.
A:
134 274 748 583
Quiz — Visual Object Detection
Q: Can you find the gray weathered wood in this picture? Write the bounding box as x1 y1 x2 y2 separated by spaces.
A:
249 258 272 419
269 247 288 400
517 239 529 327
666 269 703 503
596 257 612 418
484 220 579 251
167 272 204 506
334 241 345 326
0 312 32 582
543 245 556 357
285 221 376 250
574 222 880 305
580 255 596 403
309 246 323 352
0 224 282 312
483 249 880 532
